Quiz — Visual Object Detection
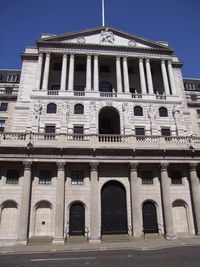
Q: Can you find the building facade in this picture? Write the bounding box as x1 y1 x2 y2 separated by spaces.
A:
0 27 200 245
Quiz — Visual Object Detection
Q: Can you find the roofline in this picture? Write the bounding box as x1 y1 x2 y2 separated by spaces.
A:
37 26 173 51
183 77 200 80
0 68 21 71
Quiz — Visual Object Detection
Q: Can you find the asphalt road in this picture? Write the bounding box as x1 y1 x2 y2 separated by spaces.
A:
0 246 200 267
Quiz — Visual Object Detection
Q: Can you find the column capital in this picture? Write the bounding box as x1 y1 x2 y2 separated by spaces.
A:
90 161 99 171
139 57 144 62
57 162 66 171
86 54 92 58
116 56 121 60
62 53 68 58
129 162 138 171
190 163 198 171
69 53 75 58
23 161 32 170
45 52 51 57
123 57 128 61
38 52 43 57
160 162 169 172
94 54 99 58
145 57 151 62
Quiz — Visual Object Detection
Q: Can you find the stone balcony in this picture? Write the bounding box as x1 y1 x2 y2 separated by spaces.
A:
32 90 180 102
0 132 199 151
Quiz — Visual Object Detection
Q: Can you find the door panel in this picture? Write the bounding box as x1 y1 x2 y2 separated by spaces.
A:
142 202 158 233
69 203 85 235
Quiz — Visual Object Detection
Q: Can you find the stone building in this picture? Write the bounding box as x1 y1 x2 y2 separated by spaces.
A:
0 27 200 245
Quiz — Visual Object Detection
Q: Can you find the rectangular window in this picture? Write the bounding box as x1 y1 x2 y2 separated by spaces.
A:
45 125 56 134
171 171 182 185
75 64 86 72
39 170 52 184
53 63 62 71
197 110 200 118
141 170 153 184
71 170 84 185
100 65 110 73
0 120 5 132
6 169 20 184
6 75 17 83
0 103 8 112
73 126 84 140
161 128 171 137
135 127 145 136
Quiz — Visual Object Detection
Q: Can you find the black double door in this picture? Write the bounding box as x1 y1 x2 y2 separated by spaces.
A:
69 203 85 235
101 181 128 235
142 202 158 233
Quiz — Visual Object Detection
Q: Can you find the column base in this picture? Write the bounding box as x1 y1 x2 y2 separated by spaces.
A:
16 238 28 246
89 237 101 244
165 234 177 240
53 237 65 245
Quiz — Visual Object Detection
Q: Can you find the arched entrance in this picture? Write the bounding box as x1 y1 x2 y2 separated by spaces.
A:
34 201 52 236
101 181 128 235
142 201 158 233
172 200 189 234
0 201 18 239
99 107 120 134
69 202 85 235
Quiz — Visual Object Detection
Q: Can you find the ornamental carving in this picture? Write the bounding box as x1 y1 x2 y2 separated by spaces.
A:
160 163 168 172
100 28 115 44
77 37 86 44
57 162 66 171
23 161 32 170
190 163 198 171
128 40 136 48
129 162 138 171
90 161 99 171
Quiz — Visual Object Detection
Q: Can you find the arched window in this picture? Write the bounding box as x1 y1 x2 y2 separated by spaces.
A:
159 107 168 117
74 104 84 114
47 103 57 114
134 106 143 116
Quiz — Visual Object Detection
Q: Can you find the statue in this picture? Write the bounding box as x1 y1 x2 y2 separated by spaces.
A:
90 101 96 123
100 28 115 44
148 105 156 135
172 105 180 122
33 101 42 132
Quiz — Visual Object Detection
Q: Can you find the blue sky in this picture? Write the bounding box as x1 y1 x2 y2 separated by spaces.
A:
0 0 199 77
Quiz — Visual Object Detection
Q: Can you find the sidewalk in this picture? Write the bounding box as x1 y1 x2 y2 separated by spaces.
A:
1 237 200 255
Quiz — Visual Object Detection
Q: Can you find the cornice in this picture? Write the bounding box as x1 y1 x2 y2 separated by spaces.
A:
21 53 38 61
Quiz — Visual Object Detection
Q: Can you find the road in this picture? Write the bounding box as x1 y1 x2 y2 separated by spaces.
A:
0 246 200 267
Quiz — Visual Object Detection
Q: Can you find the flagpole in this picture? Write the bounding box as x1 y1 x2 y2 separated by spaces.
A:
102 0 105 27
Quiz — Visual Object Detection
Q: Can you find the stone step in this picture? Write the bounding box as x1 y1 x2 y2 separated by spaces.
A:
143 233 164 239
66 235 88 244
102 234 132 243
28 236 52 246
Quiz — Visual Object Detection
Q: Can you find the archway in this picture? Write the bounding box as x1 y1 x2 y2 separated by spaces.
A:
34 201 52 236
142 201 158 233
101 181 128 235
69 202 85 235
0 200 18 239
172 200 189 234
99 107 120 134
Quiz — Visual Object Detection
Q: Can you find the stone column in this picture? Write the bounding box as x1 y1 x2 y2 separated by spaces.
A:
145 58 154 94
68 54 75 91
42 53 51 90
139 58 147 94
167 60 176 95
86 55 92 91
116 57 122 93
35 53 43 90
129 162 141 237
161 60 170 95
89 161 100 243
189 163 200 235
123 57 130 93
17 161 32 244
53 162 65 244
93 55 99 92
160 163 174 238
60 54 68 91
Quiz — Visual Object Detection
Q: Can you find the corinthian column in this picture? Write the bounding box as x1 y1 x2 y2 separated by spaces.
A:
42 53 51 90
167 60 176 95
53 162 65 244
123 57 130 93
93 55 99 92
160 163 174 238
116 57 122 93
139 58 147 94
35 53 43 90
161 60 170 95
17 161 32 244
129 162 141 237
145 58 154 94
189 163 200 235
89 161 100 243
86 55 92 91
60 54 68 91
68 54 75 91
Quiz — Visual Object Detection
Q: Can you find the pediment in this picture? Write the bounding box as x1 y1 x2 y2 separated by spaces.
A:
38 27 172 51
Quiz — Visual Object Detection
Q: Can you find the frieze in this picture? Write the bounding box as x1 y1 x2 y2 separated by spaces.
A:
160 163 169 171
57 161 66 171
90 161 99 171
190 163 198 171
23 161 32 170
